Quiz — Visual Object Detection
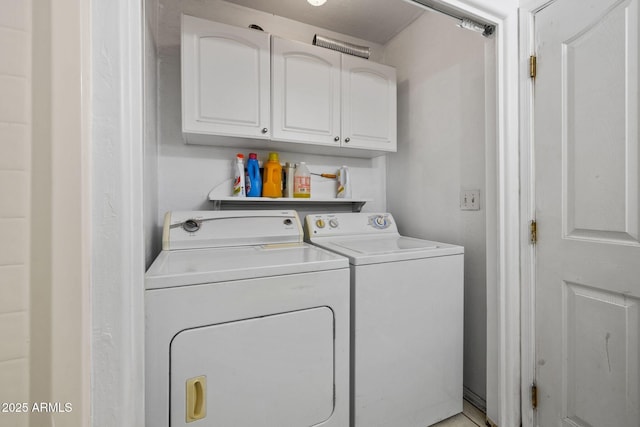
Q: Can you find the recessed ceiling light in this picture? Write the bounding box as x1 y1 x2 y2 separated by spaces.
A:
307 0 327 6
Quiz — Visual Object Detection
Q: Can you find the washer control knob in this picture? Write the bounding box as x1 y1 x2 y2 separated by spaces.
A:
370 215 390 229
315 219 326 229
329 218 339 228
183 219 200 233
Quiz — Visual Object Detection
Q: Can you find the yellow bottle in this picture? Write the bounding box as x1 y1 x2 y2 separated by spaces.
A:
262 152 283 198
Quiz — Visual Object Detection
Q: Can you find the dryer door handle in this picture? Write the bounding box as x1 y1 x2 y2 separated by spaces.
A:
186 376 207 422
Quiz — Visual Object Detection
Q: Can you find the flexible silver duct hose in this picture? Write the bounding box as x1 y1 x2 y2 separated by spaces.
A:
312 34 370 59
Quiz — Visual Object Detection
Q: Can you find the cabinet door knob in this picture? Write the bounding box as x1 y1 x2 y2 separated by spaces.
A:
334 136 340 141
261 128 268 134
344 137 350 143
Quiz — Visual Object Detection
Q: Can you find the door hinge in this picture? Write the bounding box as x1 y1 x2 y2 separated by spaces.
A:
531 383 538 409
530 55 537 79
530 220 537 244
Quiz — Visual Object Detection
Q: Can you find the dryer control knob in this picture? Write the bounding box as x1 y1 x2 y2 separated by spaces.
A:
183 219 200 233
315 219 326 229
329 219 339 228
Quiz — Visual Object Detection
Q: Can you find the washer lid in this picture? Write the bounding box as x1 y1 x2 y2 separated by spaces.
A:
311 236 463 265
333 236 438 254
145 242 348 289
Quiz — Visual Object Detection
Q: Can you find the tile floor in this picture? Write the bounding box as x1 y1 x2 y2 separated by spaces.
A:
431 400 486 427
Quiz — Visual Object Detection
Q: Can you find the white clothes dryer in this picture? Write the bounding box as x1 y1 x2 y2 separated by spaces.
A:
145 210 350 427
305 212 464 427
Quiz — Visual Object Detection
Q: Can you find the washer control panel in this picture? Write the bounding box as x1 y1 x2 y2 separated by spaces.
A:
304 212 398 239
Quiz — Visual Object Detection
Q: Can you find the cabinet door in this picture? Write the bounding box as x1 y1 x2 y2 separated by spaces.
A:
342 55 397 151
272 37 341 146
182 15 270 139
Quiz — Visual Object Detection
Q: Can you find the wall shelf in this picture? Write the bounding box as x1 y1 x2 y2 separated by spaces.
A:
208 196 368 212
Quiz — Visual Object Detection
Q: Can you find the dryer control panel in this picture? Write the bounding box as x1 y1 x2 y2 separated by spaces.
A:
304 212 399 239
163 210 303 250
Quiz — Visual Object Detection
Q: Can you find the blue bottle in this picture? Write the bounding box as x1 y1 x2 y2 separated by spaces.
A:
246 153 262 197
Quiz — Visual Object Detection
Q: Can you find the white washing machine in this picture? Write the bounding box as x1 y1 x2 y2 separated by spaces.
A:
145 210 350 427
305 212 464 427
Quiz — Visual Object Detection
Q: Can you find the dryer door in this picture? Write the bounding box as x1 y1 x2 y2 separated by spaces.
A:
170 307 335 426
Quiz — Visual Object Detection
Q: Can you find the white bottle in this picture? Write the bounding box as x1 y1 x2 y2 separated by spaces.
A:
232 153 246 197
284 162 295 198
294 162 311 198
336 166 351 198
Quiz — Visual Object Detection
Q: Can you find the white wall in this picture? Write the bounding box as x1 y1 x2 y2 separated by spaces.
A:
384 11 489 405
0 1 31 426
28 0 92 425
150 0 388 259
30 2 51 423
145 0 160 268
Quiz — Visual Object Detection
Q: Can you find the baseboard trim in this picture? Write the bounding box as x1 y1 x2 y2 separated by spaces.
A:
485 416 498 427
463 386 487 413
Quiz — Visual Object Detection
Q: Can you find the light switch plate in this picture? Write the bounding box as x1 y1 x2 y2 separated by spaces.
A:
460 189 480 210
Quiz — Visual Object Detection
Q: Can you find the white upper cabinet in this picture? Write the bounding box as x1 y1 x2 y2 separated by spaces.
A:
181 15 271 140
342 55 397 151
181 15 397 157
272 38 397 153
271 37 342 147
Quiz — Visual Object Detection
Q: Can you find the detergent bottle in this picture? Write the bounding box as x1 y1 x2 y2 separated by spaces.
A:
232 153 246 197
246 153 262 197
262 152 283 198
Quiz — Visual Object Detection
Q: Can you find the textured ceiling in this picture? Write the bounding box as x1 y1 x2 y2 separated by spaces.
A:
223 0 425 45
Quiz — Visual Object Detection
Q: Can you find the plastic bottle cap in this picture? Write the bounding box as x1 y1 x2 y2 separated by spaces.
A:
268 152 279 161
236 153 244 159
249 153 258 159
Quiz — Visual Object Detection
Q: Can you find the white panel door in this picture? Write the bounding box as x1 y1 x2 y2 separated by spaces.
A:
534 1 640 426
271 37 341 146
341 55 397 151
182 15 271 139
170 308 335 427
